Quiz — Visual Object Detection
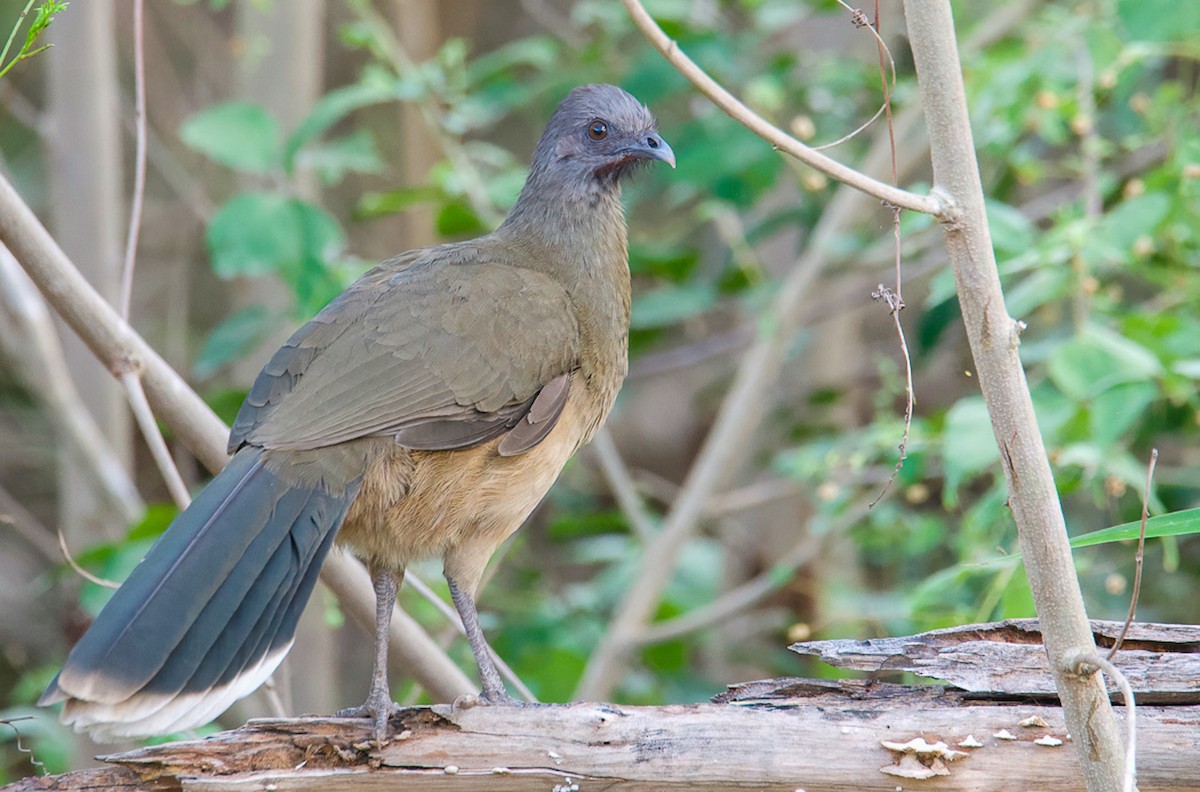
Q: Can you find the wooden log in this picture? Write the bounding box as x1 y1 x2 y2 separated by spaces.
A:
6 680 1199 791
790 619 1200 702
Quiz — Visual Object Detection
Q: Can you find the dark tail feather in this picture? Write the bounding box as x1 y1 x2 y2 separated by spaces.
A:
40 447 358 740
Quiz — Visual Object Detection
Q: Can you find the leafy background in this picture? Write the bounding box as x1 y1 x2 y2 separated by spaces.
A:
0 0 1197 778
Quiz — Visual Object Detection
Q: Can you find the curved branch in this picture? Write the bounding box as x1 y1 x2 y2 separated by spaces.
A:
619 0 945 217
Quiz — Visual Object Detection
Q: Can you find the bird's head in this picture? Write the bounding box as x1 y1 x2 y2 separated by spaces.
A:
527 84 675 193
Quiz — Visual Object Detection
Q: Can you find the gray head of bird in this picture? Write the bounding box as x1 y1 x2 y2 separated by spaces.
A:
525 84 675 195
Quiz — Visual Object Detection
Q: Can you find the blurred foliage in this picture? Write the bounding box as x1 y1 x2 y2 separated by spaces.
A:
6 0 1200 778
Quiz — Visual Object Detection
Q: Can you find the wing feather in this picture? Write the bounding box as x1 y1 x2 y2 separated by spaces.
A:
230 246 581 455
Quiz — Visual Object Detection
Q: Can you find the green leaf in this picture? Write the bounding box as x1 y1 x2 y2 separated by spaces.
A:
630 283 717 329
435 201 487 237
283 76 410 171
27 0 67 46
206 192 344 280
1005 267 1071 318
1070 508 1200 548
180 102 281 173
295 129 385 185
355 185 444 220
193 305 279 379
1082 192 1171 264
1118 0 1200 43
986 199 1035 256
1046 325 1163 400
1089 381 1157 447
942 397 999 506
1173 359 1200 379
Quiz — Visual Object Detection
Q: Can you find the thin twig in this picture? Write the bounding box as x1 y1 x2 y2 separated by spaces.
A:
809 0 899 153
0 1 37 70
1074 653 1138 792
866 2 913 509
0 246 143 522
868 282 913 509
120 369 191 509
116 1 192 510
404 572 538 703
591 427 658 541
1 716 45 776
260 676 290 718
56 529 119 589
1107 448 1156 660
811 101 888 152
118 0 147 320
0 481 61 563
618 0 944 217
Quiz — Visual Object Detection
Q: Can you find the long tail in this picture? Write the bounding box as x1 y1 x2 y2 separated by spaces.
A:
40 446 359 741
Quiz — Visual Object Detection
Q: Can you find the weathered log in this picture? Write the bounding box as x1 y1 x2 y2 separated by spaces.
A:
790 619 1200 703
6 680 1199 791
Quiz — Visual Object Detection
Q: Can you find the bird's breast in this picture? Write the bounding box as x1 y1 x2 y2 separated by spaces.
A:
335 371 610 575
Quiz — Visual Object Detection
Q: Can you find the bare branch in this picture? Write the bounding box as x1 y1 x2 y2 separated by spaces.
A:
117 0 147 320
113 0 195 511
0 483 60 563
902 0 1126 788
579 0 1038 700
1 716 45 776
1072 653 1138 792
591 427 658 541
864 1 913 509
868 282 913 508
618 0 944 216
1108 448 1156 660
0 246 143 522
56 529 119 589
118 370 191 509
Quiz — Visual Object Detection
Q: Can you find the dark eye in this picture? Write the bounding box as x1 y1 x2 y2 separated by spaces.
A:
587 120 608 140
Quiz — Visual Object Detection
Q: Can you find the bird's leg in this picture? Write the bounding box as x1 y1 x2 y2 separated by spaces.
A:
446 576 518 704
336 567 403 743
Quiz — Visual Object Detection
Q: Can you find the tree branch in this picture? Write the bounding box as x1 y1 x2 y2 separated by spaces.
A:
901 1 1125 789
12 682 1198 791
619 0 945 216
0 246 143 522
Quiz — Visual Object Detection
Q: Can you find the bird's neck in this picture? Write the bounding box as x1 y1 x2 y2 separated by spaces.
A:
496 177 631 390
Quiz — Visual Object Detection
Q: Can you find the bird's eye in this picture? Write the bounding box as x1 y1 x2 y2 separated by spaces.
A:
587 120 608 141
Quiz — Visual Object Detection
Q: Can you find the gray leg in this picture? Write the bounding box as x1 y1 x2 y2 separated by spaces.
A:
337 568 402 742
447 577 516 703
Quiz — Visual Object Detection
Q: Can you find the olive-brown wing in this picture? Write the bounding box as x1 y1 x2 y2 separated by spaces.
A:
228 254 580 454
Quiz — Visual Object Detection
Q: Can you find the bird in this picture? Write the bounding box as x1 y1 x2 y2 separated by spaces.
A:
39 83 674 743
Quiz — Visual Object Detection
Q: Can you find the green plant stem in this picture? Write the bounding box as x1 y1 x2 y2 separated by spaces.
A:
0 0 39 79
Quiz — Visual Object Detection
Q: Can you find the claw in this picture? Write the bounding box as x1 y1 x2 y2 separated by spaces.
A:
337 698 402 745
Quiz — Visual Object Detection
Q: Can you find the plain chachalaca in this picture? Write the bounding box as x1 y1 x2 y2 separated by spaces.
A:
40 84 673 742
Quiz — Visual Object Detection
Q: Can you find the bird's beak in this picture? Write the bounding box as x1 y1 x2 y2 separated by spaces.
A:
630 132 676 169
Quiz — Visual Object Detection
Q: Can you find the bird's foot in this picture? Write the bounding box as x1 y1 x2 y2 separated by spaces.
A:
336 696 403 745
